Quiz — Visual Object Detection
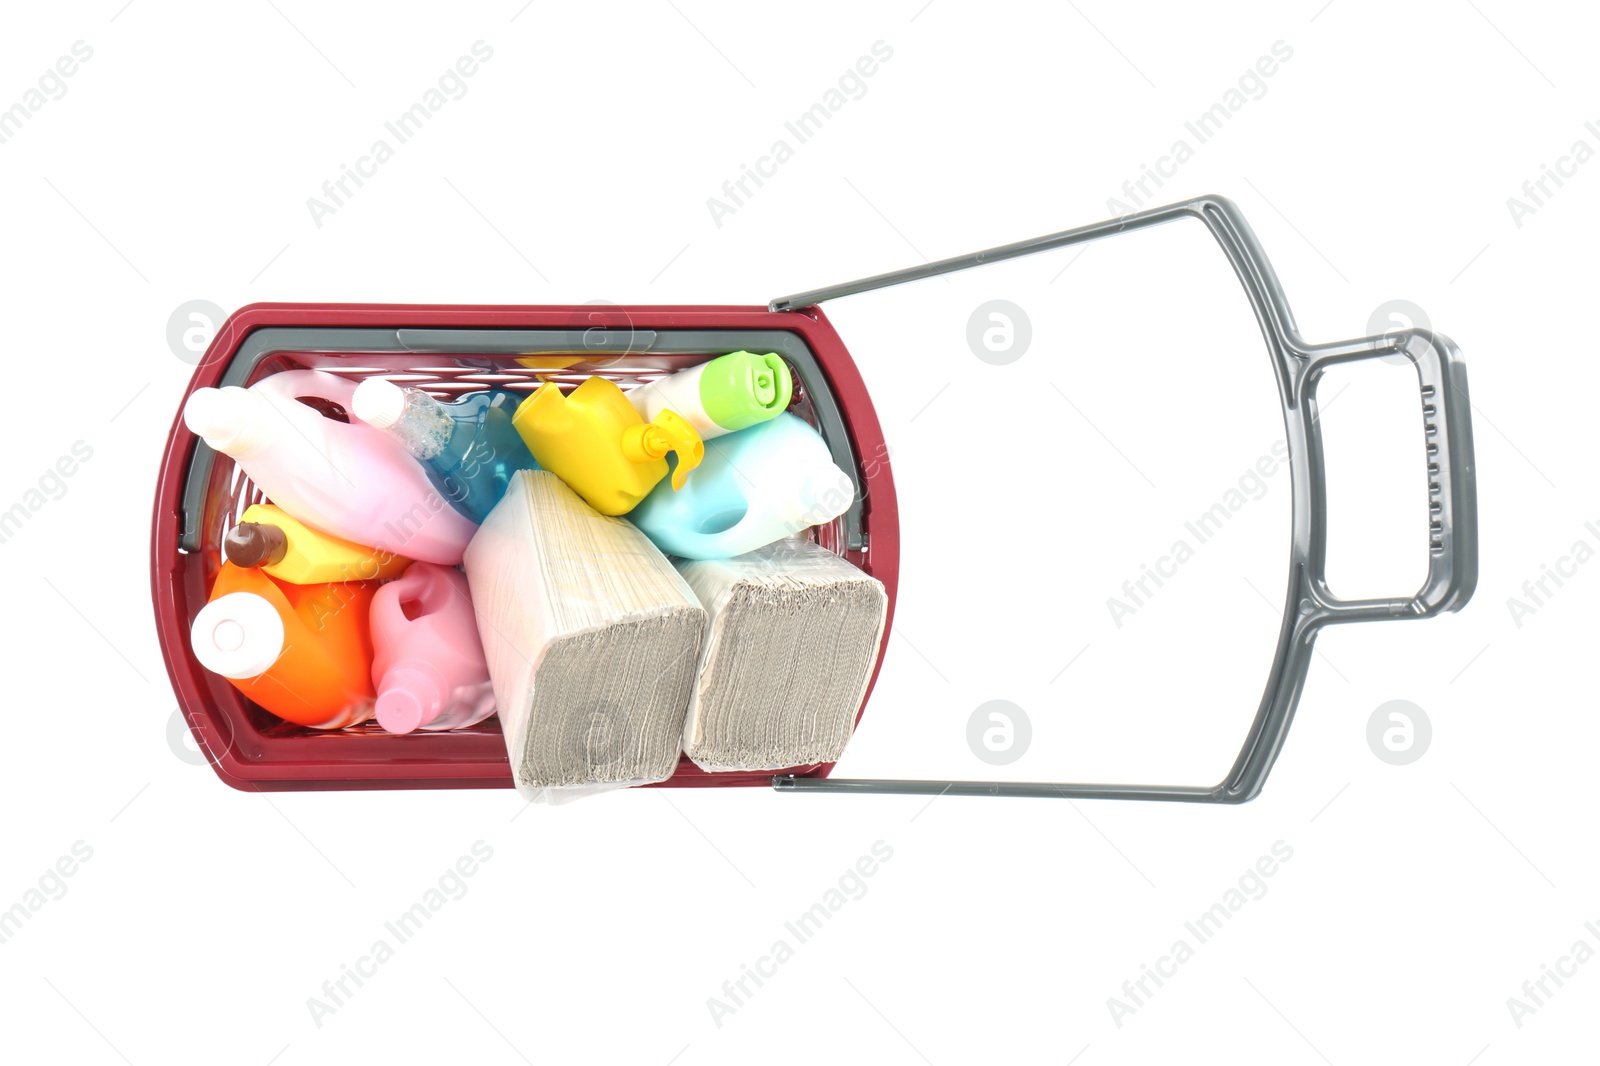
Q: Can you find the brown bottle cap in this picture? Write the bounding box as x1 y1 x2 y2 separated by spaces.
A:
224 522 289 569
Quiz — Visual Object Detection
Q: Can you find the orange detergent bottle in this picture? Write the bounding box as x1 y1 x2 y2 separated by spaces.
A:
190 561 380 729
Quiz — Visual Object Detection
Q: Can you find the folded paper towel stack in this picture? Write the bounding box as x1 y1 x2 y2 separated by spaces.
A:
676 539 888 772
464 470 706 801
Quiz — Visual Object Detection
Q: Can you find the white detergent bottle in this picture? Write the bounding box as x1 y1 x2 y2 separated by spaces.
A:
183 370 477 565
626 351 792 440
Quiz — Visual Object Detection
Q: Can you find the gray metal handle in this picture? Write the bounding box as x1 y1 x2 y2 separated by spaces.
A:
1299 330 1478 624
768 194 1480 804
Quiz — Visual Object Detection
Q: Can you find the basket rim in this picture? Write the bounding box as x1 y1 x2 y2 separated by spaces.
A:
150 303 899 793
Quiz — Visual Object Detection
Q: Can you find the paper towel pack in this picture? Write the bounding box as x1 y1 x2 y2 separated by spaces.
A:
463 470 705 803
676 538 887 772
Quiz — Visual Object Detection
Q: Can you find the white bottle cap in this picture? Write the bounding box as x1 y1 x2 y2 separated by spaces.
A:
791 461 854 527
190 592 287 680
184 387 262 455
352 378 407 430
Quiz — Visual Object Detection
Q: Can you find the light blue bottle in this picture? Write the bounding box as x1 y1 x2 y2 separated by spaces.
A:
628 412 854 559
353 379 539 524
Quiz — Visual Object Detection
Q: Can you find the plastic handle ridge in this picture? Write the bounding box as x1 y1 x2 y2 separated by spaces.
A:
1299 328 1478 624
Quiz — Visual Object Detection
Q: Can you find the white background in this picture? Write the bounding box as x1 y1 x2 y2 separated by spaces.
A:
1 1 1595 1062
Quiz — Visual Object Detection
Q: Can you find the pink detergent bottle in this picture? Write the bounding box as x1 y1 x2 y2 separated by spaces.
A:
368 562 497 734
183 370 476 565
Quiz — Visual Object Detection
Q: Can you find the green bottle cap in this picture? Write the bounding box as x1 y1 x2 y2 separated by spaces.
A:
699 351 793 432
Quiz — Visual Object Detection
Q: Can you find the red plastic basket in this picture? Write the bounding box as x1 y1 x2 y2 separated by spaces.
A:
151 303 899 793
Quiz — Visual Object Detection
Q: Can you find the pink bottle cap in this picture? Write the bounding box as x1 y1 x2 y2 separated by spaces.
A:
374 662 447 734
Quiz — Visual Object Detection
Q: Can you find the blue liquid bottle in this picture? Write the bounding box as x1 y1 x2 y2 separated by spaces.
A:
353 379 539 524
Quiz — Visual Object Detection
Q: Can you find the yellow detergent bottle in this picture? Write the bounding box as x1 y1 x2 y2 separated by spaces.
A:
223 503 412 585
511 377 705 516
512 354 586 384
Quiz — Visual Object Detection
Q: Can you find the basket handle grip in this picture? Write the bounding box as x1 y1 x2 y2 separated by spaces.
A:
1301 329 1478 624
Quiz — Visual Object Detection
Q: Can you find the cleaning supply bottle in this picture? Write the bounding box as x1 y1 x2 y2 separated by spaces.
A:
626 351 793 440
368 562 497 734
190 562 378 729
351 380 540 524
511 376 705 516
182 369 477 565
224 503 411 585
628 412 854 560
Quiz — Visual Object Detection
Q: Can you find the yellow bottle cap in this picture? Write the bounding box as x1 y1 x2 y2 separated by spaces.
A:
651 410 705 489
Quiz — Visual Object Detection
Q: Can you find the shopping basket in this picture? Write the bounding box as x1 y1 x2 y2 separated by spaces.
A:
152 195 1476 801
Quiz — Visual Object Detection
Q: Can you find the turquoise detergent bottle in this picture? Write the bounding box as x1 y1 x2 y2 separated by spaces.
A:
628 412 854 560
353 380 539 525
